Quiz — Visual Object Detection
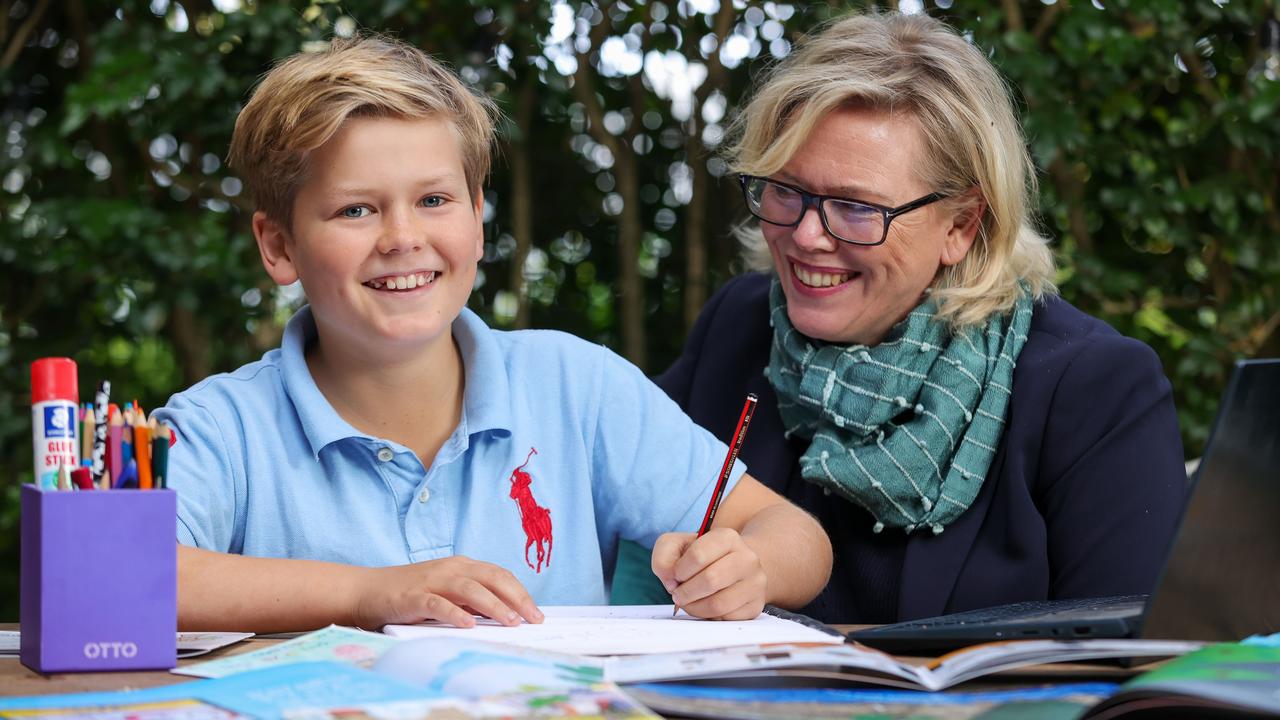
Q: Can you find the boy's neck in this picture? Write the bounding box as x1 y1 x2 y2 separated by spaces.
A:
305 332 465 469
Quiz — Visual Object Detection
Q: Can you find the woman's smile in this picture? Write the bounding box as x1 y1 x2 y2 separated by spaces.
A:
788 258 862 295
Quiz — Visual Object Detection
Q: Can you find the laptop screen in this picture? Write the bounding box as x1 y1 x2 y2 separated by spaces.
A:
1142 359 1280 641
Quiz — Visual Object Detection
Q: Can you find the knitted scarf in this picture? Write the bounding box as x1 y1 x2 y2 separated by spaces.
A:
766 278 1033 534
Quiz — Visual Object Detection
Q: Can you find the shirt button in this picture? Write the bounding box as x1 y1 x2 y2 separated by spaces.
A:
376 447 394 462
418 488 431 504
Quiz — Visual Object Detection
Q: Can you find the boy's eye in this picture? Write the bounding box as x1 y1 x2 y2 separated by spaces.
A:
341 206 371 219
421 195 445 208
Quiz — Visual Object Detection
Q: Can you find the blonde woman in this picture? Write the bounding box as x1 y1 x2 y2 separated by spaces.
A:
630 12 1186 623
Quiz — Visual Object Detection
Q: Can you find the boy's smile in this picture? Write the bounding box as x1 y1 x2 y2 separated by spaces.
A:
364 271 438 291
253 115 484 362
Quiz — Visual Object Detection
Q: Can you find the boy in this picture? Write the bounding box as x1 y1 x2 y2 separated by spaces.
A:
158 36 832 633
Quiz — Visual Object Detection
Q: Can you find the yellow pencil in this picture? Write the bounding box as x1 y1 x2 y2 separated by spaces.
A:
81 406 96 466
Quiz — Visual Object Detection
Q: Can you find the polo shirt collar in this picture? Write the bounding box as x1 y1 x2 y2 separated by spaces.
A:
280 305 512 459
453 307 513 439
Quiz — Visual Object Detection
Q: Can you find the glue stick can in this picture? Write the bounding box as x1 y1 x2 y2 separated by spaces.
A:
31 357 79 489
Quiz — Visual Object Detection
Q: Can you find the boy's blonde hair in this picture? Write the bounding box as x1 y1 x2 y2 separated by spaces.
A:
229 35 499 226
730 11 1056 329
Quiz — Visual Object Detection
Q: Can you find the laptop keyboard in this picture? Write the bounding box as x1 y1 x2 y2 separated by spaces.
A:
879 595 1149 629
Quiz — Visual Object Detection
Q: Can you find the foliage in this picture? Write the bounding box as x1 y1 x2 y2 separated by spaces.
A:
1 0 1277 621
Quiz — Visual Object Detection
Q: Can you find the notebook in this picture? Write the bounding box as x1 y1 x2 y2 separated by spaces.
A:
850 358 1280 654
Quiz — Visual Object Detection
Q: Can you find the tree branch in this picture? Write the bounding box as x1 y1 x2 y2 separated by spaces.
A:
1031 2 1063 43
1001 0 1024 33
1048 154 1093 254
1232 309 1280 356
0 0 51 70
1 0 12 49
572 0 647 368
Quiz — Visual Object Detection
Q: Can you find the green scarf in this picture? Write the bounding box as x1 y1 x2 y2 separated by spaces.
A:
766 278 1033 534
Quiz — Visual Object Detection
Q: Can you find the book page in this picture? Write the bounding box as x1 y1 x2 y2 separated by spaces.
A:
176 626 401 679
383 605 844 655
929 639 1205 689
608 642 925 687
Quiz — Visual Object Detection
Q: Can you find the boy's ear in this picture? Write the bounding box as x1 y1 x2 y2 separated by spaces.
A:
940 189 986 267
472 191 485 263
253 211 300 286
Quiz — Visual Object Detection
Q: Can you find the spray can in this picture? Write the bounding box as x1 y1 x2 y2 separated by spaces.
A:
31 357 79 489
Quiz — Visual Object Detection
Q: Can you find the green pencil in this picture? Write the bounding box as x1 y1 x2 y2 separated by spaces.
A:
150 422 170 490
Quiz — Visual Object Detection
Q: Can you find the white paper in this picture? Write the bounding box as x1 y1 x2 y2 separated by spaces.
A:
176 631 257 658
382 605 844 655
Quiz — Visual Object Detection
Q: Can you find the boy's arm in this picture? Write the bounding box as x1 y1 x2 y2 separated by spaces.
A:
650 475 832 619
178 546 543 633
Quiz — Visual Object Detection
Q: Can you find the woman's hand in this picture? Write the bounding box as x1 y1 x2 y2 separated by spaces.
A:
651 528 768 620
353 556 544 630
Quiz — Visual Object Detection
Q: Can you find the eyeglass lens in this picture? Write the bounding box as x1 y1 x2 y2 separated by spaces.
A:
745 177 883 245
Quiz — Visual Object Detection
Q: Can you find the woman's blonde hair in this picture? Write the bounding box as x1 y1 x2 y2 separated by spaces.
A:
228 34 499 227
729 11 1055 328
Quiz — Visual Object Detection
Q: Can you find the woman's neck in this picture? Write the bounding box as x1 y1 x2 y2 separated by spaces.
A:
305 332 465 469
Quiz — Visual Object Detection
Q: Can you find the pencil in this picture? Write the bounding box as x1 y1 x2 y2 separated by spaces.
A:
673 393 759 617
107 404 123 486
151 422 169 490
134 418 152 489
81 405 95 467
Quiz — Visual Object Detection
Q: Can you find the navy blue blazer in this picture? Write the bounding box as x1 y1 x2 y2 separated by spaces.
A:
657 273 1188 623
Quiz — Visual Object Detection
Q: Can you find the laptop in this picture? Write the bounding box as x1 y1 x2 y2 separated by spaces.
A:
849 358 1280 654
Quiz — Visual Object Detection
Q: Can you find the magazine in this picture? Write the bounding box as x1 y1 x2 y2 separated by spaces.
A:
1082 642 1280 718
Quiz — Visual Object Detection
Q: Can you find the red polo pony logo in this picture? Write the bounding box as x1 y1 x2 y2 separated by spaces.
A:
508 447 552 573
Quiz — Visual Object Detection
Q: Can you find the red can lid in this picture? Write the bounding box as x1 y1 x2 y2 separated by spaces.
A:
31 357 78 405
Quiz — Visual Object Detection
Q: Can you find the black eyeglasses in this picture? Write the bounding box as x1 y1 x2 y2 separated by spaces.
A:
738 174 947 247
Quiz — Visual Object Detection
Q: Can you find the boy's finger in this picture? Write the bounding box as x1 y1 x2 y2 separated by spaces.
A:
413 592 476 628
717 599 764 621
672 530 736 586
680 572 764 620
651 532 694 592
691 594 762 622
671 550 745 609
479 567 544 624
686 576 752 617
451 578 522 627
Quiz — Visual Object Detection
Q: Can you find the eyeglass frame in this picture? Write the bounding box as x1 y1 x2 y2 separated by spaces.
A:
737 174 948 247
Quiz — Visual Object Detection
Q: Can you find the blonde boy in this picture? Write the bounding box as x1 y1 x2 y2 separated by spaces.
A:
157 36 832 632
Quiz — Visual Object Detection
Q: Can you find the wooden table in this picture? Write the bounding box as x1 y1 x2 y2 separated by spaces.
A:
0 623 287 697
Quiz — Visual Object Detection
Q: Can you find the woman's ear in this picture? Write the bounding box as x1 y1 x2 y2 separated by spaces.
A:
941 190 986 267
253 211 300 286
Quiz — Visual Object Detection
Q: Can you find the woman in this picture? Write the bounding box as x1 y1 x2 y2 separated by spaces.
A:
617 11 1187 623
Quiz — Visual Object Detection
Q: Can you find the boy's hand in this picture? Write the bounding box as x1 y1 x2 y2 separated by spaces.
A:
354 556 544 630
651 528 767 621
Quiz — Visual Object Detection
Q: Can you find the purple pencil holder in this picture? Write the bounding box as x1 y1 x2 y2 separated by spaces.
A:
20 485 177 673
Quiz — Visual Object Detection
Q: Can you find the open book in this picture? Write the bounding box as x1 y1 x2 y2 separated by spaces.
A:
376 621 1200 693
609 638 1202 691
628 640 1280 720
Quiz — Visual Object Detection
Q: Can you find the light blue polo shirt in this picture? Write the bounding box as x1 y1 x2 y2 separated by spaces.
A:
154 305 745 605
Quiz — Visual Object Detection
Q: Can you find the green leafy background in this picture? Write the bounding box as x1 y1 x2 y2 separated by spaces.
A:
1 0 1277 620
